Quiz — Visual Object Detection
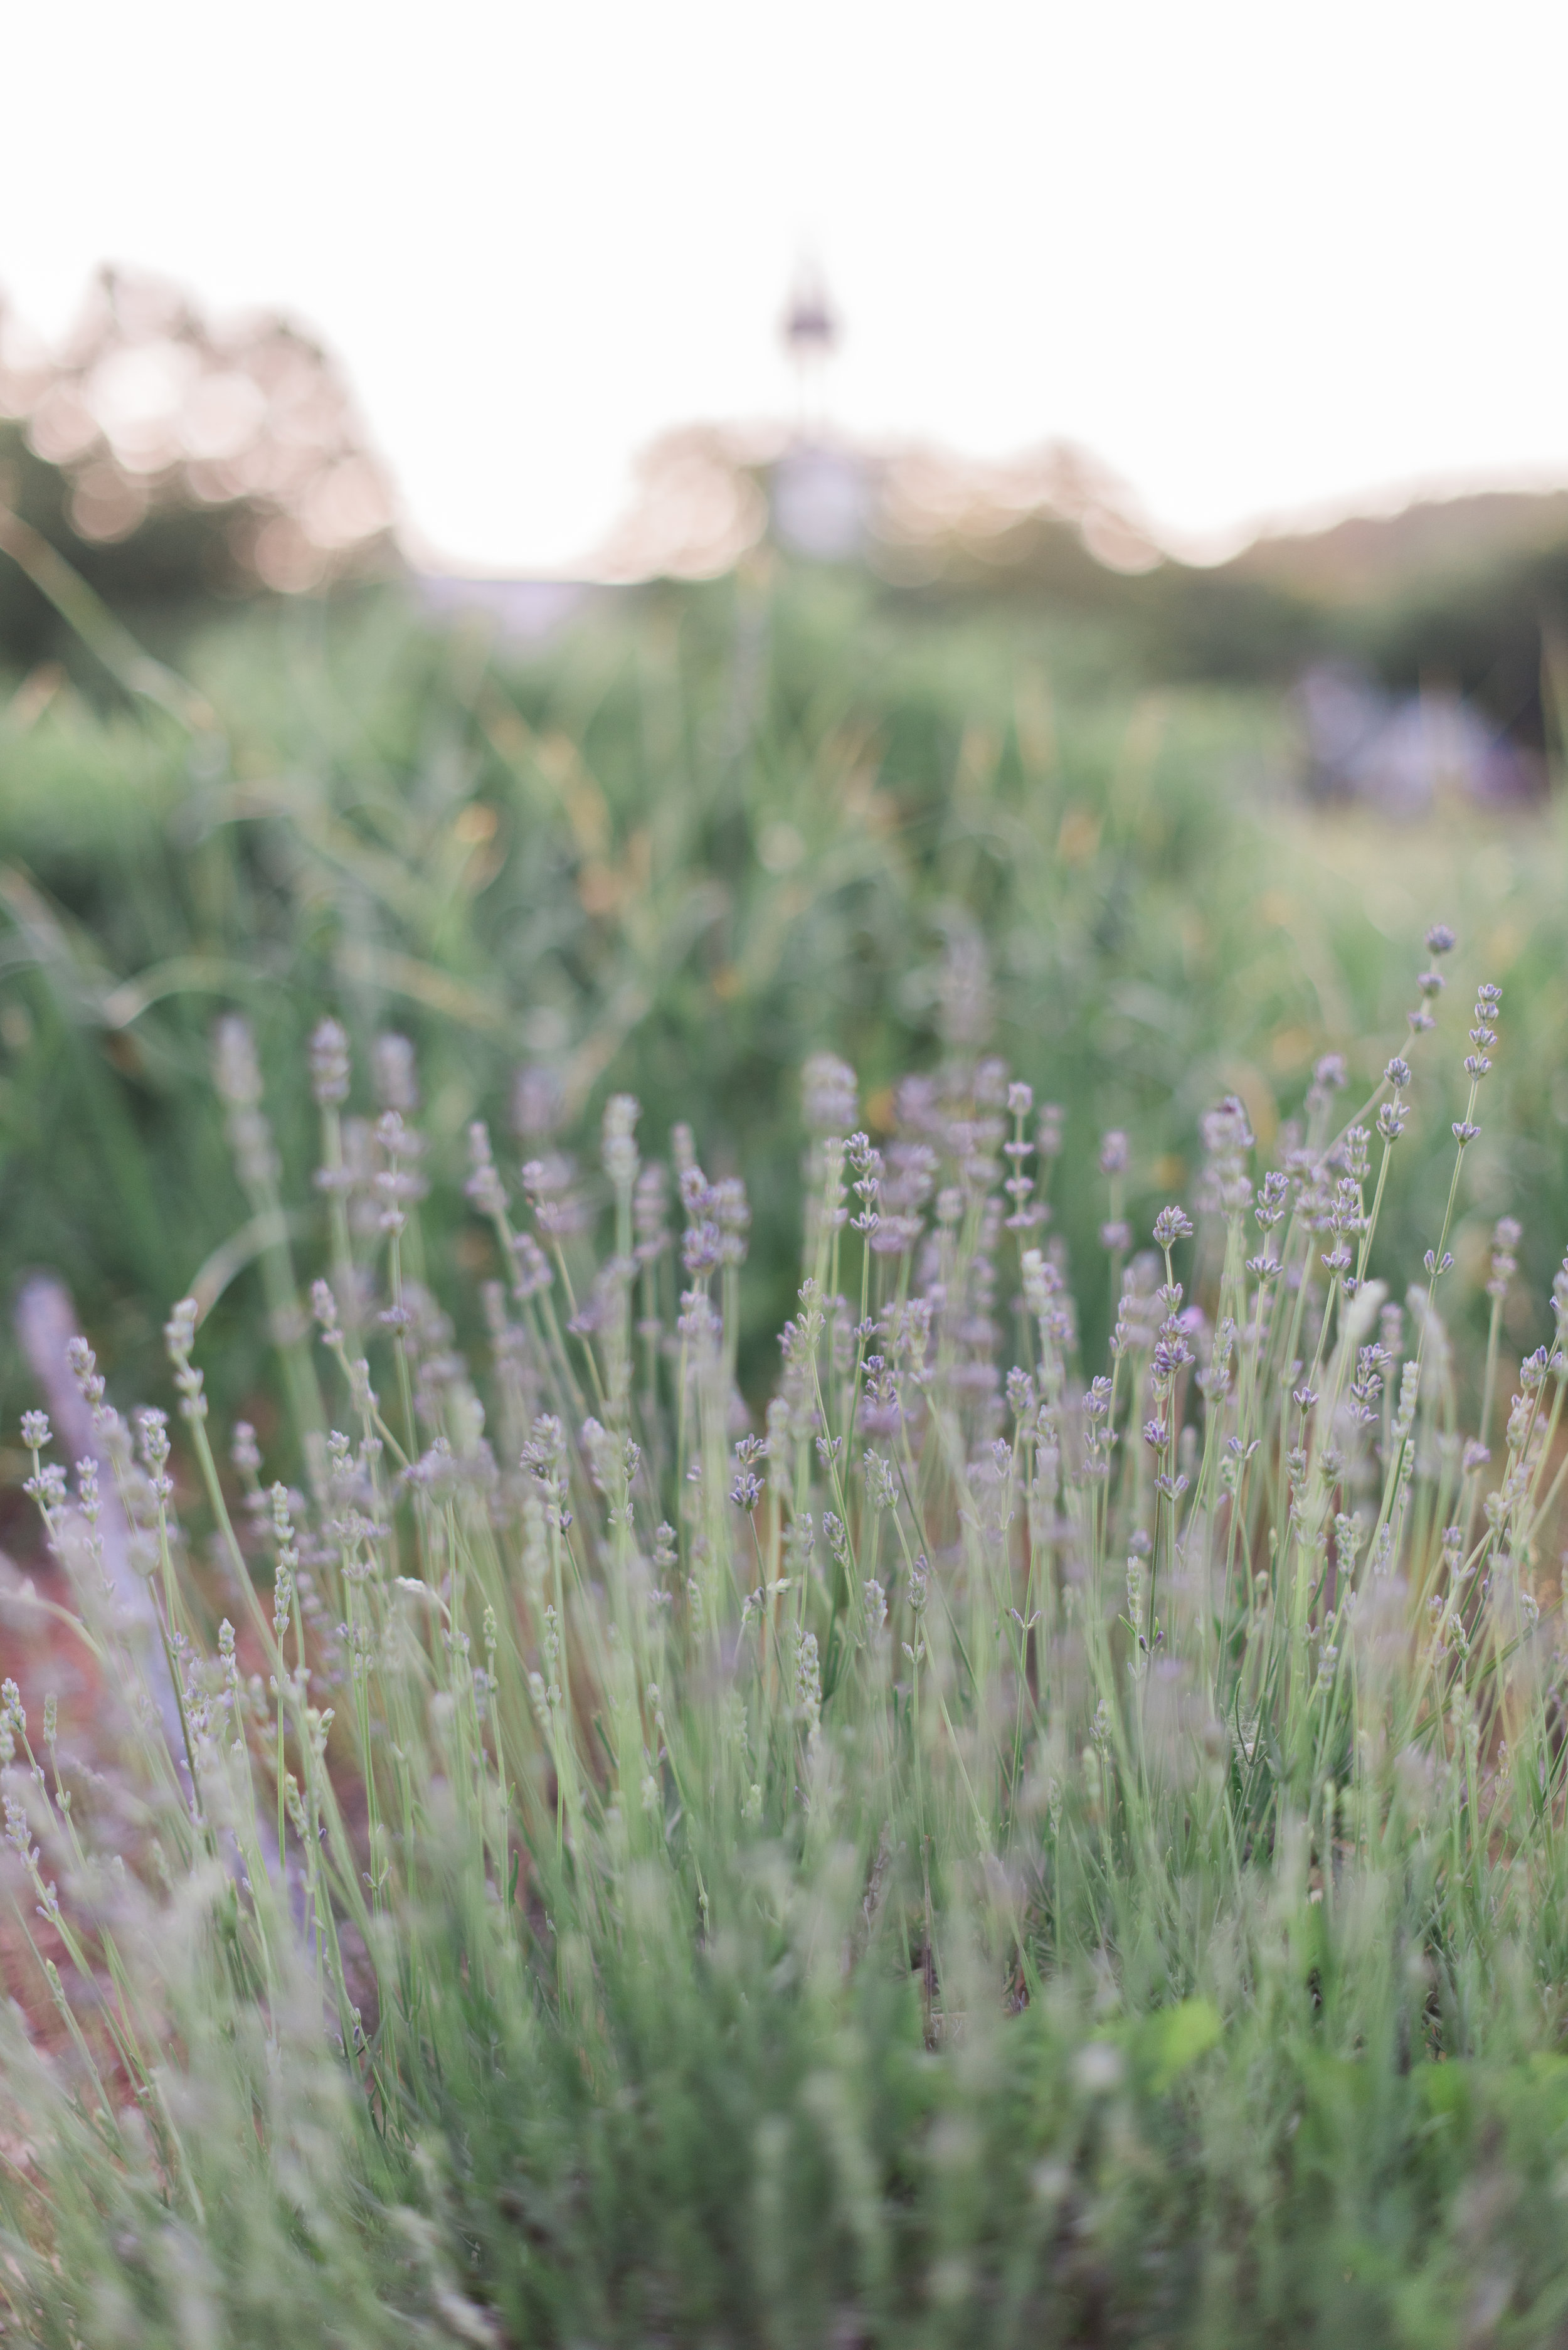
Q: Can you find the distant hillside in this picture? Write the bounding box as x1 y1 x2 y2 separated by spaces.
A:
1210 492 1568 748
1227 488 1568 605
841 454 1568 741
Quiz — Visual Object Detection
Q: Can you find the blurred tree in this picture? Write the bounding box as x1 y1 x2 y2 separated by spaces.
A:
0 267 398 671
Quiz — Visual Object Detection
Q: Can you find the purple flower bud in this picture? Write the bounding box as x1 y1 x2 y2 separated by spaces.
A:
309 1018 351 1107
512 1063 566 1141
802 1052 858 1135
372 1033 419 1114
682 1221 722 1275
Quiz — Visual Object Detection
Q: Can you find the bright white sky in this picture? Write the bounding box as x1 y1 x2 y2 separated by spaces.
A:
3 0 1565 573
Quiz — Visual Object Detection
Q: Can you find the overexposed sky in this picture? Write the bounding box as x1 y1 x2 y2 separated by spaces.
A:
3 0 1566 573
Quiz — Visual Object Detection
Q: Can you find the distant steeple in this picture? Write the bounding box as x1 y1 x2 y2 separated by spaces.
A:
770 259 870 560
781 259 839 430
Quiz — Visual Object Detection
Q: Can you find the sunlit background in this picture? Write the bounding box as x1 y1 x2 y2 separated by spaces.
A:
4 0 1567 575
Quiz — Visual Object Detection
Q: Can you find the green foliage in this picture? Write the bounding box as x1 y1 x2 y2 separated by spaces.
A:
2 935 1568 2342
2 565 1565 1428
3 564 1568 2345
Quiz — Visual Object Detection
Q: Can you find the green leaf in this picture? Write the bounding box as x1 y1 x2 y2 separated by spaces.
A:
1141 1999 1222 2093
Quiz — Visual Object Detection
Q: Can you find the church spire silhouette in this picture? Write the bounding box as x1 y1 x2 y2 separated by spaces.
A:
781 259 839 431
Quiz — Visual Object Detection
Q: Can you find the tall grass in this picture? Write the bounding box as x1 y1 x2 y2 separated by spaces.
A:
4 928 1568 2346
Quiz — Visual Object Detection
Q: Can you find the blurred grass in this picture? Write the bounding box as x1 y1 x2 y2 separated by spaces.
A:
0 556 1563 1428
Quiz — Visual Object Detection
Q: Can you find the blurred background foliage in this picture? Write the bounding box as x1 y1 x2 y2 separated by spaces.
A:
894 477 1568 746
0 545 1564 1441
1 275 1565 1431
0 266 395 676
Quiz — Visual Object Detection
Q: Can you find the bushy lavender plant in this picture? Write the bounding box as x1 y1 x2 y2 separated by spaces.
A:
5 931 1568 2346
